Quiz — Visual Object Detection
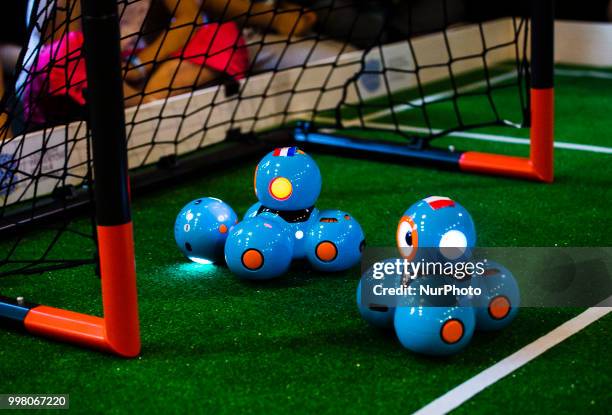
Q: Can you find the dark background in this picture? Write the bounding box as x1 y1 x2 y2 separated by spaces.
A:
0 0 610 79
2 0 610 48
1 0 27 45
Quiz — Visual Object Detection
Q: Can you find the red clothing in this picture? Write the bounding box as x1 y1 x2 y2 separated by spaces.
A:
171 21 248 80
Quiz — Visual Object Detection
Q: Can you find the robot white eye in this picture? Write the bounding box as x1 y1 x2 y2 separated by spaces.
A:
439 230 468 260
397 216 418 260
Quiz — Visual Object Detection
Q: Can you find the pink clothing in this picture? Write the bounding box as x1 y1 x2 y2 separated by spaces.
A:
23 32 87 125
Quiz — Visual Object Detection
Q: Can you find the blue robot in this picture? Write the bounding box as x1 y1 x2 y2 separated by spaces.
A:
469 261 520 331
356 258 406 329
393 276 476 356
396 196 476 263
225 147 365 280
224 213 294 280
174 197 238 264
306 210 365 272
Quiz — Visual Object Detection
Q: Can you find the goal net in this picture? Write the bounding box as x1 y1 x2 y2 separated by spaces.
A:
0 0 553 355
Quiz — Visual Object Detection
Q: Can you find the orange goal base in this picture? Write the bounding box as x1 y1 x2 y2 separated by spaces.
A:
459 88 554 183
0 223 140 358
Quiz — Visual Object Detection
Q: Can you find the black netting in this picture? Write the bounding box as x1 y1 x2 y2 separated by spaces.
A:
0 0 531 277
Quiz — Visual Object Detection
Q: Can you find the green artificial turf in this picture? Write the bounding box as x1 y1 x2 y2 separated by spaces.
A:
1 66 611 414
455 312 612 414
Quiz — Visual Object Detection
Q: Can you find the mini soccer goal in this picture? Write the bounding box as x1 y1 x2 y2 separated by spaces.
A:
294 1 554 182
0 0 554 356
0 0 140 357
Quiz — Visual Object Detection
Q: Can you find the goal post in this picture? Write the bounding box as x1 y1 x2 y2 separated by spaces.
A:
295 0 555 182
459 0 554 181
0 0 140 357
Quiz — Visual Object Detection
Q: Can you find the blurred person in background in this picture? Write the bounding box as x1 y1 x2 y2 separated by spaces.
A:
19 0 347 128
13 0 612 130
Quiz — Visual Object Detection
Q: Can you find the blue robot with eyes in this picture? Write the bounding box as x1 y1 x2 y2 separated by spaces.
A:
355 196 478 355
391 196 478 355
225 147 365 280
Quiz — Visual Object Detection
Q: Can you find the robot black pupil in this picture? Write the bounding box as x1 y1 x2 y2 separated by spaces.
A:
194 200 202 205
185 242 192 252
405 231 413 246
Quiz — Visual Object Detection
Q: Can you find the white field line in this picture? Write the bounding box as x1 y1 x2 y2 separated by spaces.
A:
357 67 612 126
555 68 612 80
317 66 612 154
358 68 611 127
312 120 612 155
413 301 612 415
353 71 519 125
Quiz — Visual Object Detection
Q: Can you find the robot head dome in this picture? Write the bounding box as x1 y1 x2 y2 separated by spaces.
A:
254 147 322 210
396 196 476 262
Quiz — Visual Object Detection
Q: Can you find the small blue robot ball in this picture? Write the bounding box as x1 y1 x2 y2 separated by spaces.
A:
393 276 475 356
357 258 406 329
254 147 322 211
174 197 238 264
305 210 365 272
224 213 294 280
469 261 520 331
396 196 476 262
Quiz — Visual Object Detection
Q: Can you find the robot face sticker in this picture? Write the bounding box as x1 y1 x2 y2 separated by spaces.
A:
268 177 293 201
397 215 418 260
